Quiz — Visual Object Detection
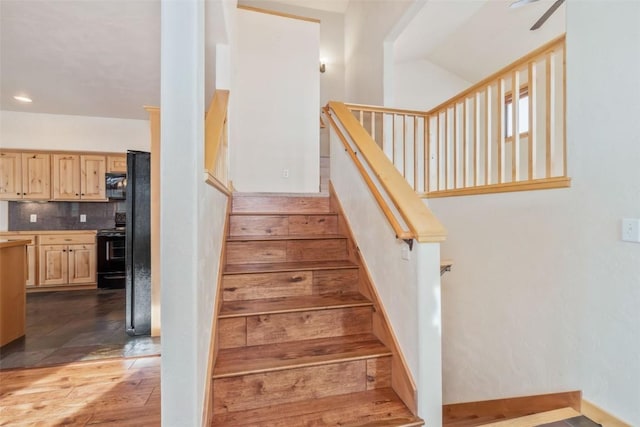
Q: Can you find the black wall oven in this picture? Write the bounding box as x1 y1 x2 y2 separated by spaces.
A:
97 229 126 289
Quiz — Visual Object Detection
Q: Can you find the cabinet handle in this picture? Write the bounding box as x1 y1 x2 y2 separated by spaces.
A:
75 193 79 196
62 249 66 252
23 193 27 195
69 249 73 252
81 193 85 196
16 192 20 195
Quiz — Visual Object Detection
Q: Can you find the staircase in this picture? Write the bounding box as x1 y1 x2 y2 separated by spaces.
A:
211 194 424 426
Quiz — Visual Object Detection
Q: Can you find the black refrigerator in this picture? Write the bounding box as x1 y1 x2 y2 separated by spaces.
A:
125 150 151 336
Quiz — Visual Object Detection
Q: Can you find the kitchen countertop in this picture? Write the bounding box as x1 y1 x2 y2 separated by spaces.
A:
0 230 97 235
0 239 31 249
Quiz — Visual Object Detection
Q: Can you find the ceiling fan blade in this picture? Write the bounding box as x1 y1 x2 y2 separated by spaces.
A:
530 0 566 30
510 0 539 9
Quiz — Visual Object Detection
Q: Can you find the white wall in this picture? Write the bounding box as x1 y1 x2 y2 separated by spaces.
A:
239 0 345 107
344 0 412 105
0 110 150 231
329 123 442 424
392 59 470 111
429 2 640 424
231 9 319 193
0 110 149 152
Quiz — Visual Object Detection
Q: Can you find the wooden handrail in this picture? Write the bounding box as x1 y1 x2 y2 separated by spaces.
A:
323 107 412 240
204 89 231 195
345 103 428 117
326 101 447 243
426 34 565 115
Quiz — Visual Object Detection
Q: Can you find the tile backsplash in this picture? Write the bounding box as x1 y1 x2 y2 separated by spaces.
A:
8 201 126 231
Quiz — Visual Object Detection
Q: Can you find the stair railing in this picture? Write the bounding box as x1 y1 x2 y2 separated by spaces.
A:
346 34 568 198
323 102 447 244
204 89 231 194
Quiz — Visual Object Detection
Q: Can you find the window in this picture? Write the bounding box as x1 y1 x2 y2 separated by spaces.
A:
505 86 529 139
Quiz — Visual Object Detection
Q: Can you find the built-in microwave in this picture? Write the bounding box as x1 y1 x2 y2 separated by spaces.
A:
106 173 127 200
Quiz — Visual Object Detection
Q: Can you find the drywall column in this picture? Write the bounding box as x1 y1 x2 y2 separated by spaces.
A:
160 0 204 424
416 242 442 425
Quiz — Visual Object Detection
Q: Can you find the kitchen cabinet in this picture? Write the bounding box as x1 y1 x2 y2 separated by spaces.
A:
38 234 96 288
52 154 106 200
1 234 36 288
0 152 50 201
107 155 127 173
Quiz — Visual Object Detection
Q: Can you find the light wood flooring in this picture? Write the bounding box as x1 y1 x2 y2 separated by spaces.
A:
0 356 160 426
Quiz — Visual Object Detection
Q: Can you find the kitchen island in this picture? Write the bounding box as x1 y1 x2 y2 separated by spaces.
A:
0 239 29 347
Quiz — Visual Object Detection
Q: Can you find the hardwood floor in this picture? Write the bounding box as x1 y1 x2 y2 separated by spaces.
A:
0 356 160 426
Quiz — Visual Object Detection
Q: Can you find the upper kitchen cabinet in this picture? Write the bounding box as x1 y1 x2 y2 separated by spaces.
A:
52 154 106 201
0 152 50 200
107 155 127 173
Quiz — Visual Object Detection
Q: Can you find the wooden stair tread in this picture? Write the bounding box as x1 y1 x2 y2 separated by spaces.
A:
477 408 581 427
219 293 371 318
224 260 358 275
227 234 347 242
210 387 423 426
230 212 338 217
213 333 390 378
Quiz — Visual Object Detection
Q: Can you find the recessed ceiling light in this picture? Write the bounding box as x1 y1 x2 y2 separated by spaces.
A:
14 95 33 103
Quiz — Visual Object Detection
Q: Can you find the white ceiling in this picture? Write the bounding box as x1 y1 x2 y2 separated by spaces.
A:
0 0 564 121
394 0 566 83
0 0 160 120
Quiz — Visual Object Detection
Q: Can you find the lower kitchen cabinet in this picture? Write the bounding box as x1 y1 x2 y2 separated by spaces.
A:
0 231 96 291
39 240 96 287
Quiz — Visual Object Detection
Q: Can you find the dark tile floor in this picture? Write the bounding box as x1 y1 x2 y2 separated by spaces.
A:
0 289 161 369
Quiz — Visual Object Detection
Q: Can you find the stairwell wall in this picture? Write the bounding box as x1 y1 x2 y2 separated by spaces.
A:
329 126 442 425
427 2 640 424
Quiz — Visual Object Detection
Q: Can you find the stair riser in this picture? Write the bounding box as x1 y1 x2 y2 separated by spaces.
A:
222 269 359 301
218 306 372 349
212 357 391 414
232 196 330 214
229 215 338 236
226 239 348 265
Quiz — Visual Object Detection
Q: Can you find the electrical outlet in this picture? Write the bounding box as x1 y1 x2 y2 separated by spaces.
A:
80 214 87 223
282 169 289 178
622 218 640 242
30 214 37 223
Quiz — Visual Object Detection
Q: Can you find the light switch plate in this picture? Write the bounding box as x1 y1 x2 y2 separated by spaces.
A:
29 214 37 223
80 214 87 223
622 218 640 242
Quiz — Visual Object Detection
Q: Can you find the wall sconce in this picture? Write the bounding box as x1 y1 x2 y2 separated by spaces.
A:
320 59 326 73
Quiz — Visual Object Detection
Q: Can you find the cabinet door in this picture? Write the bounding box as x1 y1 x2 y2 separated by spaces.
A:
52 155 80 200
68 244 96 284
39 245 68 286
26 245 36 287
0 152 22 200
22 153 51 200
80 155 106 200
107 155 127 173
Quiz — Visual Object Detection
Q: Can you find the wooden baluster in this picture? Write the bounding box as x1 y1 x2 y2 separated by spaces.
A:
392 114 396 166
444 108 449 190
562 46 567 177
474 92 480 187
359 110 364 126
413 116 418 191
425 115 430 193
436 113 441 191
485 86 492 186
545 53 555 177
512 70 520 182
403 115 407 178
463 99 468 188
453 104 458 189
529 60 537 180
498 78 505 183
371 112 376 144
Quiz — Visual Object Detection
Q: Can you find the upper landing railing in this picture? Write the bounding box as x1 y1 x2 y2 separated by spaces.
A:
347 35 569 198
